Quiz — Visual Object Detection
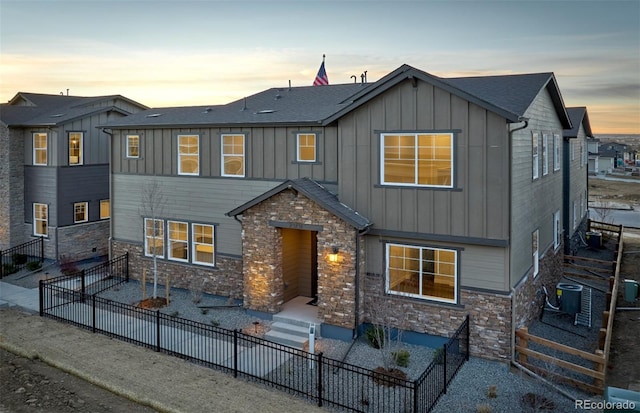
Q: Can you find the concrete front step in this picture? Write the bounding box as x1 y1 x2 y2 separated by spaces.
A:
265 318 320 349
270 321 310 338
264 330 308 349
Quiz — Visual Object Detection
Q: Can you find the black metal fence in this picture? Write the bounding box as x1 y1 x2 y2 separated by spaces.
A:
1 237 44 278
40 270 469 413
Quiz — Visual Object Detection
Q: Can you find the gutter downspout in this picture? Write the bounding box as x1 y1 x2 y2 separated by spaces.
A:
101 128 114 259
508 119 577 403
353 224 372 340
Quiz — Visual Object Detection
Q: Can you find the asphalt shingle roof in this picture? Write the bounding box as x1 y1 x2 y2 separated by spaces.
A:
564 107 593 138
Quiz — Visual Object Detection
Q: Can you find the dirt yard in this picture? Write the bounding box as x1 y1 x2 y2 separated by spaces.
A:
589 178 640 391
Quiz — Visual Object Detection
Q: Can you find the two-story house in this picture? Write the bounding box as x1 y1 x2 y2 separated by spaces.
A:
103 64 573 360
0 92 147 260
563 107 592 254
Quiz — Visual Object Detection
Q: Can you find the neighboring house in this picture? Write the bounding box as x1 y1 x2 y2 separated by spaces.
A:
0 92 147 260
103 64 573 360
587 137 600 175
599 141 635 169
563 107 592 254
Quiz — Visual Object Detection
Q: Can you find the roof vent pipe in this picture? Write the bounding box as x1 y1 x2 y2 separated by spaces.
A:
241 97 247 111
364 71 367 83
351 75 357 83
360 73 365 83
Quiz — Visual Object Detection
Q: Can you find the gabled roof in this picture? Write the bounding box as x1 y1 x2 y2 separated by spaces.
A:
226 177 372 231
564 107 593 138
0 92 148 127
101 64 572 130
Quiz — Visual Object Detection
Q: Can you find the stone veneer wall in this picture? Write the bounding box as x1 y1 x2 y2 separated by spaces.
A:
111 240 243 299
0 127 26 250
240 189 359 330
513 241 564 329
57 221 110 261
363 274 513 360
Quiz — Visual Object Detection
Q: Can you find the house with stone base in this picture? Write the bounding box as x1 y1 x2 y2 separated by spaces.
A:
103 64 577 360
0 92 147 260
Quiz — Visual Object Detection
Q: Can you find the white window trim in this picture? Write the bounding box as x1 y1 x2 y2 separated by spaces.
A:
33 133 47 166
533 229 539 277
69 132 84 166
178 134 200 176
126 135 140 158
100 199 110 220
221 134 246 177
532 132 539 180
385 243 458 304
33 203 48 237
192 223 215 267
380 132 454 188
542 133 549 176
168 220 189 262
296 133 317 162
553 210 561 250
74 202 88 223
144 218 165 258
553 133 561 171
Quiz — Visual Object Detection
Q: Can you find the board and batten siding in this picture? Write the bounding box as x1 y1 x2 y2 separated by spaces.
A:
111 126 339 183
364 236 508 292
510 87 565 287
337 78 510 242
111 174 280 256
57 165 109 226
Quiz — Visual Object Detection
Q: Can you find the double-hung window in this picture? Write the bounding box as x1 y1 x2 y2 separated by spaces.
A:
127 135 140 158
69 132 83 165
381 132 453 187
296 133 316 162
386 243 457 303
33 203 48 237
33 133 47 165
100 200 110 219
168 221 188 262
553 134 560 171
532 132 539 179
144 218 164 258
221 134 245 177
178 135 199 175
192 223 215 266
74 202 88 223
542 133 549 176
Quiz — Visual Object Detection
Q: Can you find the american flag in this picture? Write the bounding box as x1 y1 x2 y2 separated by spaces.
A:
313 59 329 86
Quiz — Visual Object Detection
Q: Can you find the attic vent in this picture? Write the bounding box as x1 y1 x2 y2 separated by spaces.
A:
50 114 64 118
146 113 162 118
203 107 213 113
256 109 276 114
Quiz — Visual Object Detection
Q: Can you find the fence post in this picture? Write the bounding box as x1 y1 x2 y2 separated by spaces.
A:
80 270 86 303
317 352 323 407
594 349 605 392
0 249 4 278
92 294 96 333
156 310 161 352
442 344 447 394
125 252 129 282
233 330 238 378
38 280 44 316
39 236 44 263
413 378 419 413
465 315 470 360
518 327 529 364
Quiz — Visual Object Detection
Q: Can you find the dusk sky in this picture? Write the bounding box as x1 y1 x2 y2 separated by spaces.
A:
1 0 639 134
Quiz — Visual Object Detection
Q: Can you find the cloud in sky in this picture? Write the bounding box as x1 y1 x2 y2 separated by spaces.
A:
1 0 638 134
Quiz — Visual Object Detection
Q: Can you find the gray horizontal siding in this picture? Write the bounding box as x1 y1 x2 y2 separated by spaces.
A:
24 166 57 226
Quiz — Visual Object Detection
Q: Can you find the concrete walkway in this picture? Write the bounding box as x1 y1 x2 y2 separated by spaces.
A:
0 282 323 413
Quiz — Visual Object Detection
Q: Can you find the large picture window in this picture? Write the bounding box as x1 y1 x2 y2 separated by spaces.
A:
33 133 47 165
69 132 83 165
144 218 164 258
386 243 457 303
381 133 453 187
297 133 316 162
74 202 88 223
221 134 245 177
168 221 188 262
33 203 48 237
127 135 140 158
178 135 199 175
192 223 215 266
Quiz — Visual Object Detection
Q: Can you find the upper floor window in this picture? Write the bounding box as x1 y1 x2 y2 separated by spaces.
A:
168 221 188 262
221 134 245 177
553 134 560 171
532 132 539 179
386 243 457 304
127 135 139 158
69 132 83 165
192 223 215 266
100 199 110 219
381 133 453 187
297 133 316 162
144 218 164 258
33 203 48 237
33 133 47 165
178 135 199 175
74 202 88 223
553 210 561 250
542 133 549 176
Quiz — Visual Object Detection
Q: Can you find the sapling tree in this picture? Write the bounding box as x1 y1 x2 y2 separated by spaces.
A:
139 180 166 299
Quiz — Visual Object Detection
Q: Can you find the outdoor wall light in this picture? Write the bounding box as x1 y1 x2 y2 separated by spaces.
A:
328 246 340 263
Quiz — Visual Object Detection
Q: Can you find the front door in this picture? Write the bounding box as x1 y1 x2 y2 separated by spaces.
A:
281 228 317 302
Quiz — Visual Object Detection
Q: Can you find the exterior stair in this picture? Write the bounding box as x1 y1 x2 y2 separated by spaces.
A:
264 315 319 349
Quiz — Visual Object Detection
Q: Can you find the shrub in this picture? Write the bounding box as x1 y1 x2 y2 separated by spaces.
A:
2 263 18 276
26 261 42 272
392 349 410 367
433 347 445 364
365 326 385 349
476 404 492 413
12 253 28 265
487 385 497 398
